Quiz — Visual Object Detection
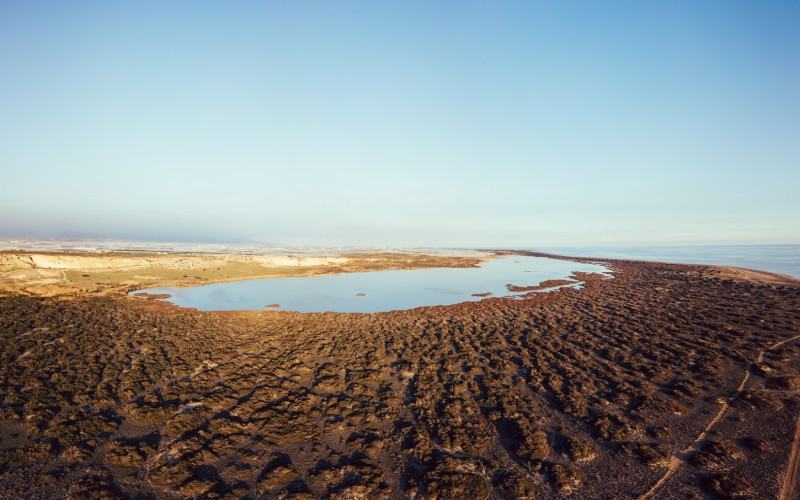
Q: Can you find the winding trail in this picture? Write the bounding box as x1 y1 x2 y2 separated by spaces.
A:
641 334 800 499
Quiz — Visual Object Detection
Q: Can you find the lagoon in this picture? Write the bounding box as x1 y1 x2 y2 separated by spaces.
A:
131 255 611 313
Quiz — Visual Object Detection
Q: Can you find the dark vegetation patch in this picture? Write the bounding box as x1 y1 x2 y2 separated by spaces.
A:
0 257 798 497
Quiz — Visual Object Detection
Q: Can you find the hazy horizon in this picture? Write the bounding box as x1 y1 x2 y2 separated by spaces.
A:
2 236 799 250
2 1 799 247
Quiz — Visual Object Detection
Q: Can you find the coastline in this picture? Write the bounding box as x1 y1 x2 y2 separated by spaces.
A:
2 248 797 300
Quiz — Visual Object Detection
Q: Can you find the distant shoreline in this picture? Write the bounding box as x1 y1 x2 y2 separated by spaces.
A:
0 250 490 297
2 247 797 299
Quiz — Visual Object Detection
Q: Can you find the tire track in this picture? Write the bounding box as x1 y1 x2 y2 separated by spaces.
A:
781 412 800 500
641 334 800 499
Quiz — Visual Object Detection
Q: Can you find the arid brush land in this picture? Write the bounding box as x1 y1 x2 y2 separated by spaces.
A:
1 251 799 499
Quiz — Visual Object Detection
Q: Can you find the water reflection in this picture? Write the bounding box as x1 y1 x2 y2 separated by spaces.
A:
131 255 612 313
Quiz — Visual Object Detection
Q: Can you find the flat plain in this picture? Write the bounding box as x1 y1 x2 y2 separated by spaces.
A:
1 250 799 498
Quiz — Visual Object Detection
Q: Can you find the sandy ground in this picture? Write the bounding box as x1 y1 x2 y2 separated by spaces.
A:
711 266 800 287
0 251 487 297
0 251 799 498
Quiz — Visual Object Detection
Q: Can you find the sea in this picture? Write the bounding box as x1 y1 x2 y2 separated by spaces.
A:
533 245 800 279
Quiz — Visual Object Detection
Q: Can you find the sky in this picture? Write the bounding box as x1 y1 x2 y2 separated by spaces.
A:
1 1 798 247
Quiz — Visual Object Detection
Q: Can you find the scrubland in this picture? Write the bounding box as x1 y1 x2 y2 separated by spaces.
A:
0 252 799 498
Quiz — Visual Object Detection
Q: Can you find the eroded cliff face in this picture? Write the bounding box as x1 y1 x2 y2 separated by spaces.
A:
0 258 798 498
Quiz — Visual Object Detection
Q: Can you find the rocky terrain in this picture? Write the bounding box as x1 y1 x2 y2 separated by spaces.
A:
1 252 799 498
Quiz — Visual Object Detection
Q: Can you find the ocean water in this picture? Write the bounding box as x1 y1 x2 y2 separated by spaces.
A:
536 245 800 279
131 255 611 313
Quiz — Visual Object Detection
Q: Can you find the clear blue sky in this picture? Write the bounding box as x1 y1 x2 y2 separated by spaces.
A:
1 1 798 246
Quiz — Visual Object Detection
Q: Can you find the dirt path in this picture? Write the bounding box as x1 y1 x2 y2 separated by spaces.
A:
641 334 800 499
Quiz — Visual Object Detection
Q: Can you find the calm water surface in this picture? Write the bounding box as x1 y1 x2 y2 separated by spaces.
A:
537 245 800 278
132 255 611 313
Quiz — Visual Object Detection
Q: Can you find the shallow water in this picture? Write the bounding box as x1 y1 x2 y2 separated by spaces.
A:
537 244 800 278
131 255 611 313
